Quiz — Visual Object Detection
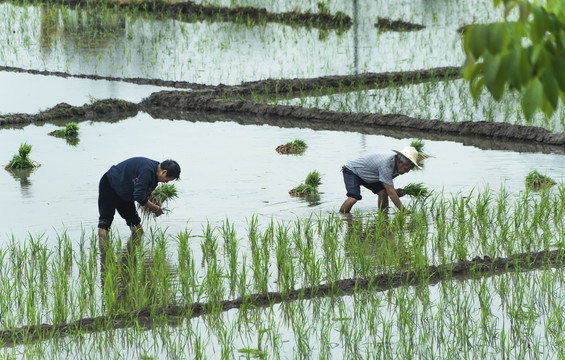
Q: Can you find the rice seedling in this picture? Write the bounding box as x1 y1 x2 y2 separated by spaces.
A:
275 139 308 155
525 170 556 190
49 122 79 138
289 170 322 196
401 182 431 198
5 142 39 170
139 183 179 222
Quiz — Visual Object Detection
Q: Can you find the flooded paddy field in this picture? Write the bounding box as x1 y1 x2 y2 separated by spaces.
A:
278 79 565 133
3 111 565 243
2 0 565 358
0 0 500 83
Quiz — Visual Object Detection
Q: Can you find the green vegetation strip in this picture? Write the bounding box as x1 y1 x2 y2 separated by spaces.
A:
1 247 563 347
5 0 351 32
0 65 460 97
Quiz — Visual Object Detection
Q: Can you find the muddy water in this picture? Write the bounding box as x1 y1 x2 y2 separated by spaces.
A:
2 112 564 243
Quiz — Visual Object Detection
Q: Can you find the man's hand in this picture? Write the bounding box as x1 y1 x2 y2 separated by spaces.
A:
153 207 164 217
396 188 406 197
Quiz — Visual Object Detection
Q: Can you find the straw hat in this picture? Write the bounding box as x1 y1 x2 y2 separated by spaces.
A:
393 146 422 169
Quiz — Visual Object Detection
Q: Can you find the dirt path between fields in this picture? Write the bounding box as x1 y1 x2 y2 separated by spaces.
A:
1 247 563 346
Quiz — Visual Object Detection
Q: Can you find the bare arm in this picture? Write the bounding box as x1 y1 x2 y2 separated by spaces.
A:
383 183 410 213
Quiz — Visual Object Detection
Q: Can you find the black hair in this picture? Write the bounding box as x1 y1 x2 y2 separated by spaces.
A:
160 159 181 180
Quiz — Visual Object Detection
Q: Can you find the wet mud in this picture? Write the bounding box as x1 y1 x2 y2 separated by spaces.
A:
0 100 138 126
0 65 461 97
375 18 425 32
275 144 302 154
2 247 563 346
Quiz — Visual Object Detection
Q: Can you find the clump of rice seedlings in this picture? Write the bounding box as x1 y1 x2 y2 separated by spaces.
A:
290 170 322 196
401 183 430 198
5 143 39 169
525 170 556 190
410 139 432 169
276 139 308 155
139 183 179 221
49 123 80 146
48 124 74 139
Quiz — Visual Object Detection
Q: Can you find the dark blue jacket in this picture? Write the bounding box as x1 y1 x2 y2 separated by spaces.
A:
106 157 159 205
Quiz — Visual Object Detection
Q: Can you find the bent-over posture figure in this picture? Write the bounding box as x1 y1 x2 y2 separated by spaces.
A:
98 157 181 245
339 146 420 214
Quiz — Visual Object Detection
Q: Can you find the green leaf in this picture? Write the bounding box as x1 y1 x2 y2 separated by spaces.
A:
470 77 485 99
487 23 506 54
519 49 532 86
541 70 559 111
468 25 487 58
532 6 549 43
521 78 543 119
484 54 504 100
518 2 531 22
462 61 485 81
552 57 565 92
503 49 521 88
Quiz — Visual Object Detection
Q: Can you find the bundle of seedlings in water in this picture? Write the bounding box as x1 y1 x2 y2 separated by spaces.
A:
400 183 430 198
49 122 80 145
138 183 179 221
276 139 308 155
410 139 432 169
5 143 39 170
525 170 556 190
289 170 321 196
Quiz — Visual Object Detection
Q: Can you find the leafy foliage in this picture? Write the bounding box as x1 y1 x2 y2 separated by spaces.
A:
462 0 565 119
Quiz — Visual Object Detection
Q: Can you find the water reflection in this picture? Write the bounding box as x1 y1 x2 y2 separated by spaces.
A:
5 167 35 198
297 193 322 207
40 5 126 52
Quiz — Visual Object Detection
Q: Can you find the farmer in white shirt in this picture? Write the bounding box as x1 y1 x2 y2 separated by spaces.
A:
339 146 421 214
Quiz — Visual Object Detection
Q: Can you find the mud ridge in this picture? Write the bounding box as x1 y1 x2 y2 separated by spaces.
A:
142 91 565 146
5 0 351 32
0 65 461 97
0 100 138 126
375 18 425 32
1 247 563 346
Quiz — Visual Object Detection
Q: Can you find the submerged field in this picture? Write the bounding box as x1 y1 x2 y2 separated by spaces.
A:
2 0 565 358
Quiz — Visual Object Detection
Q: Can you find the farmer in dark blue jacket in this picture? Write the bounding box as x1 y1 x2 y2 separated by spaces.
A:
98 157 181 245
